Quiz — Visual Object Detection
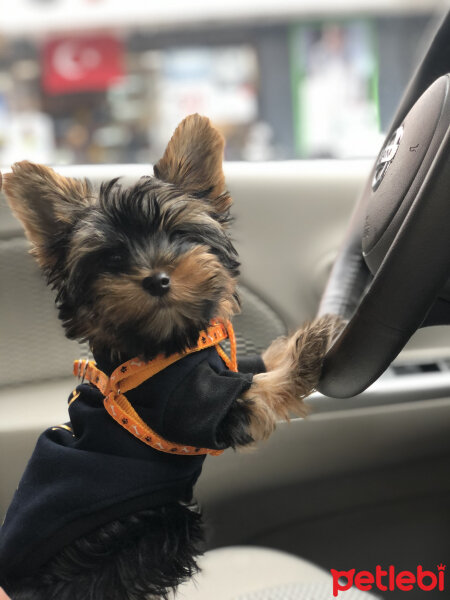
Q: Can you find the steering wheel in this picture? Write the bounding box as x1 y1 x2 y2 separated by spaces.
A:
317 11 450 399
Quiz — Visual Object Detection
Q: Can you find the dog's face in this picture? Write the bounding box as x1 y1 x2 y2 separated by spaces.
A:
2 114 240 360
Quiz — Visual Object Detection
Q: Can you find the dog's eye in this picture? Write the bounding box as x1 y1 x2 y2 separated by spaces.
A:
105 252 126 269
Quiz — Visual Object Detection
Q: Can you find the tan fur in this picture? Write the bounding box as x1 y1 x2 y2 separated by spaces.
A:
170 246 238 321
154 114 232 214
88 246 239 352
3 161 91 268
240 314 345 445
160 196 227 231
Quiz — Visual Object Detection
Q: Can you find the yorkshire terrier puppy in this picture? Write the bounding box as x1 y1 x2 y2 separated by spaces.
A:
0 114 342 600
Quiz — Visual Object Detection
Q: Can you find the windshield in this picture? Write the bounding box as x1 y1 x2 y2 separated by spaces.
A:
0 2 441 165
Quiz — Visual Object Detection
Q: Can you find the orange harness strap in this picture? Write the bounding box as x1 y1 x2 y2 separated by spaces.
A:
73 320 237 456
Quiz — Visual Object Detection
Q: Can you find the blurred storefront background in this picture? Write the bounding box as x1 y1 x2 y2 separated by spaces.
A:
0 0 443 165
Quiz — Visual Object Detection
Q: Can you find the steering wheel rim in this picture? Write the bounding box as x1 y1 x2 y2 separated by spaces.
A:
317 11 450 399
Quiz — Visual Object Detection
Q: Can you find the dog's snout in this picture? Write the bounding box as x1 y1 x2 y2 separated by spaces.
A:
142 272 171 297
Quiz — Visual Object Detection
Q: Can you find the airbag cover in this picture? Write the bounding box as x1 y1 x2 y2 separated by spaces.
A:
363 74 450 274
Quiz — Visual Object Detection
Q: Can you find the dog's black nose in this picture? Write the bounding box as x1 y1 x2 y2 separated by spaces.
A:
142 273 171 297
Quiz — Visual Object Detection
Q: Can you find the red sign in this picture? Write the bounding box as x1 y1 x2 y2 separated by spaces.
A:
42 35 124 95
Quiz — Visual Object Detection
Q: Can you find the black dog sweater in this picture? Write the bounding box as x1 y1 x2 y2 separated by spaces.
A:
0 345 264 588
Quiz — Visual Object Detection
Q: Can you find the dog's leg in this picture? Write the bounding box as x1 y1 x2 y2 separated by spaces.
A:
227 314 344 446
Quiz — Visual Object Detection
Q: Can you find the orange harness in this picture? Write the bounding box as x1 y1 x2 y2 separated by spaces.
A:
73 320 237 456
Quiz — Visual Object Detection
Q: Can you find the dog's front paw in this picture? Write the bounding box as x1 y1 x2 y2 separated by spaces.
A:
291 313 345 398
238 314 345 445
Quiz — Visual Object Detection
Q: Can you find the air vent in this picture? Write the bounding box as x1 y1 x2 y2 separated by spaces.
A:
392 362 445 376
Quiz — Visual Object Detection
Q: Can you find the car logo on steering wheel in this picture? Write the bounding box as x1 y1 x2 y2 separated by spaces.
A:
372 124 404 191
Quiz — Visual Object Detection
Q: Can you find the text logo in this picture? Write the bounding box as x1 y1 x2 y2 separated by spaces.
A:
330 564 445 597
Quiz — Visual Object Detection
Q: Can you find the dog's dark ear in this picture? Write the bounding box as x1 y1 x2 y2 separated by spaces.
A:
154 114 232 213
2 161 90 268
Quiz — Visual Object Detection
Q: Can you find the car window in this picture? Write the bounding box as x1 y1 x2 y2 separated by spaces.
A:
0 2 440 165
